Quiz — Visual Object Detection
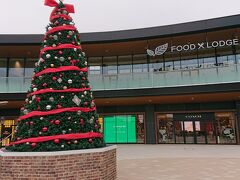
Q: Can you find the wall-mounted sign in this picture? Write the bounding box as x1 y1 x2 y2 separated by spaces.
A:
173 113 215 121
147 39 239 56
147 43 168 56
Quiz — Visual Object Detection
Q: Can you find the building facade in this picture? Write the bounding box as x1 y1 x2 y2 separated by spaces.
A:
0 15 240 146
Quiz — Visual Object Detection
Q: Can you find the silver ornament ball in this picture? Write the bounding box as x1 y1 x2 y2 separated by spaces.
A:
59 57 65 62
68 79 73 84
46 105 52 110
46 54 51 59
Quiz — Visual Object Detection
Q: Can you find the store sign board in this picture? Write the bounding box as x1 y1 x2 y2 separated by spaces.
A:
173 113 215 121
147 39 239 56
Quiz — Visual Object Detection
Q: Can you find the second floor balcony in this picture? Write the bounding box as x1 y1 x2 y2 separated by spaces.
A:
0 63 239 93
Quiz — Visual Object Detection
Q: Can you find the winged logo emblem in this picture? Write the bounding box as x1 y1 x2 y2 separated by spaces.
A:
147 43 168 56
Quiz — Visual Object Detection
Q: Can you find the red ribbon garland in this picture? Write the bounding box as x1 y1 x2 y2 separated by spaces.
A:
46 25 77 36
40 44 81 55
18 107 96 121
9 132 103 145
30 88 91 96
45 0 75 21
35 66 88 77
50 14 72 22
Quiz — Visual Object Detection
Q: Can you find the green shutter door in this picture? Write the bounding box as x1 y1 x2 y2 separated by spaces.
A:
104 116 116 143
116 115 128 143
127 115 137 143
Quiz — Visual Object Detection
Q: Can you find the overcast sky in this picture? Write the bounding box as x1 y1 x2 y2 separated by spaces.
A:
1 0 240 34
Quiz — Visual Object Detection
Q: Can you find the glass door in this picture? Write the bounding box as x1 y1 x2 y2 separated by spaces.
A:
195 121 205 143
195 121 216 144
174 121 185 143
184 121 194 144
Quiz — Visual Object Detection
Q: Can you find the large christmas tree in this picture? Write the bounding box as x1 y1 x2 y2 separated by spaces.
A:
6 0 105 151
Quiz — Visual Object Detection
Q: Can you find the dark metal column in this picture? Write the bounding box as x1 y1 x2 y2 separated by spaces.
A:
145 104 156 144
236 101 240 144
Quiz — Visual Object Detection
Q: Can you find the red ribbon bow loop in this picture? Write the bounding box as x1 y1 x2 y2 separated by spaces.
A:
44 0 75 20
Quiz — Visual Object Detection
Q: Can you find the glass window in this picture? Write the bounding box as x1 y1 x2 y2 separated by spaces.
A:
204 57 216 67
136 114 145 143
25 59 36 77
133 54 148 73
157 114 175 144
118 55 132 74
216 45 235 66
181 59 198 69
165 61 173 71
0 58 7 77
198 48 216 68
227 55 236 64
236 54 240 64
164 51 181 71
198 58 204 68
215 112 236 144
88 57 102 74
89 66 101 75
149 56 163 72
103 56 117 75
9 59 24 77
217 55 228 65
173 60 181 70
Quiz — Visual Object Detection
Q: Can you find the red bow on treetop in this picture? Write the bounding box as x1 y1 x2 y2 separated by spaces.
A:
45 0 75 20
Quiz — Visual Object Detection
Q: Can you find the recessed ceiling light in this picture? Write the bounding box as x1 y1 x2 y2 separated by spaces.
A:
0 101 8 105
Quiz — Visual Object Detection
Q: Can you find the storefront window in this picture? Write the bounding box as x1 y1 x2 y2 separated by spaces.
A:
136 114 145 143
0 58 7 77
215 112 236 144
157 114 175 143
157 112 236 145
9 58 24 77
175 121 184 143
0 118 16 147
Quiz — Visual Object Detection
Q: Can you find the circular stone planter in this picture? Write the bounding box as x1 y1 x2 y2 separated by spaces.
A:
0 145 117 180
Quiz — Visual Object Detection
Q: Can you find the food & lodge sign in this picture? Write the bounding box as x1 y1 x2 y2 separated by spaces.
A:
147 38 239 56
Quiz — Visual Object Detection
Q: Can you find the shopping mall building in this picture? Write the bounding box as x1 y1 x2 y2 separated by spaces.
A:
0 14 240 146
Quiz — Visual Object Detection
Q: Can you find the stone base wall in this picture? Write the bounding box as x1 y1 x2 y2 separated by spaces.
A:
0 145 117 180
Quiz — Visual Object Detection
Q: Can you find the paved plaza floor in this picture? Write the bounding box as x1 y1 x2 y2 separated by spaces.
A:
116 144 240 180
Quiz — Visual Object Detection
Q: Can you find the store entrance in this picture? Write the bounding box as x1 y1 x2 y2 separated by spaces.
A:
157 113 219 144
174 120 216 144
